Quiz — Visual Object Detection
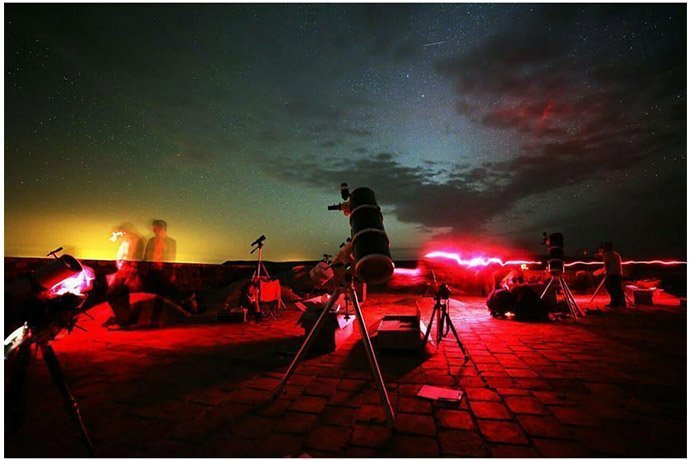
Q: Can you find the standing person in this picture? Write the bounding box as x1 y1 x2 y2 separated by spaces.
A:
144 219 176 266
142 219 183 313
596 241 626 307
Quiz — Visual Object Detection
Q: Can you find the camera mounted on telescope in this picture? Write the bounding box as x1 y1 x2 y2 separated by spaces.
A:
435 283 451 302
328 183 352 215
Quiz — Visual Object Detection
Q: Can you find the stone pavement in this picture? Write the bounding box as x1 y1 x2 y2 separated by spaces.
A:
5 293 686 457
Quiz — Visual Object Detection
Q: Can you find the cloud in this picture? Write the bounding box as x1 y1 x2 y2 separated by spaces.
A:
433 4 685 210
344 127 372 137
258 151 511 231
257 5 685 255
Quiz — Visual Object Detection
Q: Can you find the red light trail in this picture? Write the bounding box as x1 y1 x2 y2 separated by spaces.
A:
565 260 687 267
424 251 686 269
424 251 541 268
47 265 95 298
393 267 423 276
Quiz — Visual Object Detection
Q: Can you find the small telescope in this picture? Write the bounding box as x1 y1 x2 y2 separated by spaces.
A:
250 235 266 247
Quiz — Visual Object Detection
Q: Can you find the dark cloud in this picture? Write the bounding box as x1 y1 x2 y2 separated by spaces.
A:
434 4 685 219
258 5 685 255
259 151 510 231
343 127 372 137
320 139 340 148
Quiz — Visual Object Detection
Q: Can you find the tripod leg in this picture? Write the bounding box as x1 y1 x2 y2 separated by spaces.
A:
540 277 555 300
6 341 33 433
562 281 584 316
624 291 635 307
589 277 606 304
443 312 468 360
558 278 580 320
40 344 96 456
421 303 438 347
261 263 272 280
436 305 443 344
274 288 343 396
347 288 396 426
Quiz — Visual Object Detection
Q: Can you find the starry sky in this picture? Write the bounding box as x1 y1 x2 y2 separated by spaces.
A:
5 4 687 263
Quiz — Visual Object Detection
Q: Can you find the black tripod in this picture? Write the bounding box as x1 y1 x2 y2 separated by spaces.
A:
540 273 584 319
422 284 468 360
6 333 96 456
273 271 395 426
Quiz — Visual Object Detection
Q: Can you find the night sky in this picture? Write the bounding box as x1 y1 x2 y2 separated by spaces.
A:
5 4 686 263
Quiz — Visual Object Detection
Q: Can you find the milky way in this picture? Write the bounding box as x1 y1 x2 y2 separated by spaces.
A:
5 4 686 262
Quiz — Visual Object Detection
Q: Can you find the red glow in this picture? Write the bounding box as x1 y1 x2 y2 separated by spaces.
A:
565 260 687 267
393 267 423 277
424 251 541 268
48 265 95 298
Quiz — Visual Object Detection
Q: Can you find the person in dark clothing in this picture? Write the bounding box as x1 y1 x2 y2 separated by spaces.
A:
238 281 262 321
596 241 626 307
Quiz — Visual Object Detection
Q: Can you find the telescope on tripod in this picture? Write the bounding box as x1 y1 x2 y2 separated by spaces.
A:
249 235 286 318
540 232 584 319
421 283 468 359
5 247 97 455
275 184 397 425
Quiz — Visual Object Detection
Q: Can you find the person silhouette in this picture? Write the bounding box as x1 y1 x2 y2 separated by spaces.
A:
144 219 176 266
595 241 625 307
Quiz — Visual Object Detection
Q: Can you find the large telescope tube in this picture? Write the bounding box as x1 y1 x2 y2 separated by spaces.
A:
547 233 564 275
32 255 83 290
348 187 394 285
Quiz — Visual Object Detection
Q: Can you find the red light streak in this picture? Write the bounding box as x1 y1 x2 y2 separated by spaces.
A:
565 260 687 267
425 251 686 269
424 251 541 268
393 267 422 277
48 265 95 298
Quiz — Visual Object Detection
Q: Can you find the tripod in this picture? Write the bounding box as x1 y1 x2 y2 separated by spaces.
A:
540 272 584 319
250 239 287 319
589 276 633 306
421 286 468 359
6 334 96 456
273 272 395 426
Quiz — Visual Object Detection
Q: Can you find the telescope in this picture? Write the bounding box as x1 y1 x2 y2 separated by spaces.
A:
4 248 97 454
250 235 266 247
329 184 394 285
544 232 564 274
277 184 397 426
5 248 92 348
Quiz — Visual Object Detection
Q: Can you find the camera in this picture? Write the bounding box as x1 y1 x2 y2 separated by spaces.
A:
435 283 451 301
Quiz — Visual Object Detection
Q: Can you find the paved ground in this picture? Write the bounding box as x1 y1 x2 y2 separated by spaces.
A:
5 292 686 457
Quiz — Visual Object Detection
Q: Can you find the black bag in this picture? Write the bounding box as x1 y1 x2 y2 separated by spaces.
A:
511 285 548 321
487 289 513 317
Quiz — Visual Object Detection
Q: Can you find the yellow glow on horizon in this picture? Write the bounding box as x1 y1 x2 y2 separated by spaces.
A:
4 213 314 263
